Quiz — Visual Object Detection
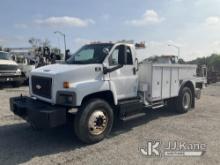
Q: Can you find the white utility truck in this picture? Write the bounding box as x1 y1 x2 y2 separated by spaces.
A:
10 42 204 143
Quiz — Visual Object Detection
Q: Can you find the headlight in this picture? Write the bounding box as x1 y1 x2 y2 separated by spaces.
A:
56 92 76 106
16 69 21 75
59 94 73 105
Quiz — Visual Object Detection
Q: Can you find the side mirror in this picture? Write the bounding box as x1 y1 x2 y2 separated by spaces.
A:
103 67 109 74
103 48 110 55
135 58 139 71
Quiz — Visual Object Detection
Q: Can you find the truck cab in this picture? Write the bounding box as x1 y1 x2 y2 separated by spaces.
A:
10 42 204 143
28 42 138 106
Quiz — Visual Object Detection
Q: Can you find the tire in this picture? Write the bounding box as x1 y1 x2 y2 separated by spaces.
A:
74 99 114 144
175 87 193 113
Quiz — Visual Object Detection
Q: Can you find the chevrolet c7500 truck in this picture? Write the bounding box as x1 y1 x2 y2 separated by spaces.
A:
10 42 205 143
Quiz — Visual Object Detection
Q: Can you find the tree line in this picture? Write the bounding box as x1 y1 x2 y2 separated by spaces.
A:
188 53 220 72
0 37 62 57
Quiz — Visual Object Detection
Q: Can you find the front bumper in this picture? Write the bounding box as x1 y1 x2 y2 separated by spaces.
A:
10 96 67 128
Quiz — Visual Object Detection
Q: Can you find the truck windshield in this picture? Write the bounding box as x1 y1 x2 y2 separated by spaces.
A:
66 43 113 64
0 52 9 60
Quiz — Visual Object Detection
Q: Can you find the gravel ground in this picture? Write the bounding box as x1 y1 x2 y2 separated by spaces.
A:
0 83 220 165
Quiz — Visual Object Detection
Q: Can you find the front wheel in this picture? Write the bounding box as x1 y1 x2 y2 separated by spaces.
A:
74 99 114 144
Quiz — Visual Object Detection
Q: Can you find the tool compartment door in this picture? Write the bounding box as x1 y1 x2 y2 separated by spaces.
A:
162 67 171 98
151 66 162 100
171 68 179 97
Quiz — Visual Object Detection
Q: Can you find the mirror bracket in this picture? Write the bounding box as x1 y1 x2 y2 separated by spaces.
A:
103 64 123 74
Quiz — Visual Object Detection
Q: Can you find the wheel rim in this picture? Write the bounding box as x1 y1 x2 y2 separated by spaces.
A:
182 92 191 109
88 110 108 135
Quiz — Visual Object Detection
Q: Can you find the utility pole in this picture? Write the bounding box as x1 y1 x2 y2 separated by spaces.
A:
54 31 67 60
168 44 180 59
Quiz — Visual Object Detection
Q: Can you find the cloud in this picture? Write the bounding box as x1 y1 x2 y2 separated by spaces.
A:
205 16 220 26
212 41 220 47
34 16 95 28
210 41 220 50
202 16 220 31
125 10 165 26
194 0 220 6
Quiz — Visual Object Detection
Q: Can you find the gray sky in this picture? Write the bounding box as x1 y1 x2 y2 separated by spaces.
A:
1 0 220 60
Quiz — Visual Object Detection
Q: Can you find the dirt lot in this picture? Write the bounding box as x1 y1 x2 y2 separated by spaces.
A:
0 84 220 165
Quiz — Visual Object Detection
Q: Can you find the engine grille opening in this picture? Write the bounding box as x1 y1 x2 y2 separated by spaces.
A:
0 65 18 71
31 76 52 99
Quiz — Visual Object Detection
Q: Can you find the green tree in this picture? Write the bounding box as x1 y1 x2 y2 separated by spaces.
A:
42 39 51 48
28 37 42 48
3 48 11 52
188 53 220 72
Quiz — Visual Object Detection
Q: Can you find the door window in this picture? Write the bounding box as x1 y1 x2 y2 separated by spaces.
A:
109 49 119 66
109 45 125 66
109 45 133 66
125 46 133 65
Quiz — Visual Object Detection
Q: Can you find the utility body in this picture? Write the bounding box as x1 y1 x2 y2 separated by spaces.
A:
10 42 205 143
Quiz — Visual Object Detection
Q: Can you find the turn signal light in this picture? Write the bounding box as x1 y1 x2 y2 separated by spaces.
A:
63 82 70 88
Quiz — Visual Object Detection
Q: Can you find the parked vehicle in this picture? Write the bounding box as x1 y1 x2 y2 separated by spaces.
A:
207 70 220 84
0 51 24 87
196 65 208 85
10 42 205 143
11 53 36 83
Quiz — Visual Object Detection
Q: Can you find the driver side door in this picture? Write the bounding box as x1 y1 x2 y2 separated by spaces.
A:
108 45 138 100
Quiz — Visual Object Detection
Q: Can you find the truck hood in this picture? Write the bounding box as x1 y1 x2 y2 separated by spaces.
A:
30 64 104 95
0 59 18 65
32 64 102 75
31 64 104 83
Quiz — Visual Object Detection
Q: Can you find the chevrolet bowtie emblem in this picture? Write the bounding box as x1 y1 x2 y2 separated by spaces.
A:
36 85 42 90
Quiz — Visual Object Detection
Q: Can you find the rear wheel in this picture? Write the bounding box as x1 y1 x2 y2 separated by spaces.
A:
176 87 193 113
74 99 114 144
